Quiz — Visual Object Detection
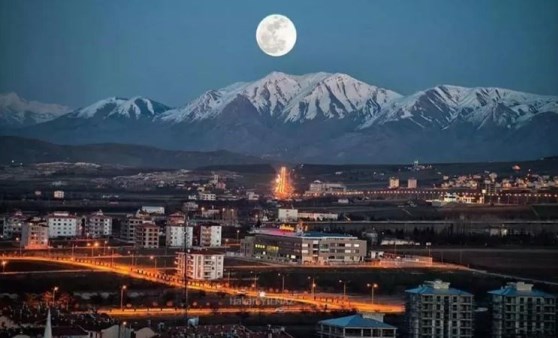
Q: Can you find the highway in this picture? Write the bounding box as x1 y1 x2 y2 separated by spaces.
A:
0 254 404 314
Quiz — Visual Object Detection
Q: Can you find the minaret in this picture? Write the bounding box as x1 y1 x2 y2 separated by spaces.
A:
43 309 52 338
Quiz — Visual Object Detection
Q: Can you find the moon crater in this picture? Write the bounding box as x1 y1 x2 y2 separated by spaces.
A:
256 14 297 57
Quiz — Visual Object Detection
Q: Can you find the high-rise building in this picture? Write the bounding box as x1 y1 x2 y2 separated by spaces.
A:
134 223 159 249
405 280 473 338
408 178 418 189
175 250 224 281
389 177 400 189
21 217 49 249
46 212 79 238
488 282 556 338
85 210 112 238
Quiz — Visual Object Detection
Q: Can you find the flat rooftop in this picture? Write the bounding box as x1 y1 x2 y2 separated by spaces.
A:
254 228 356 239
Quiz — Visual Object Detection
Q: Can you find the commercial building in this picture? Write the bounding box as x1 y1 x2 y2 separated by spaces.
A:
298 211 339 221
175 250 224 281
134 223 159 249
166 224 193 248
241 226 367 264
120 212 152 243
85 210 112 238
1 210 25 239
306 180 347 195
46 212 79 238
408 178 418 189
488 282 556 338
21 217 49 249
405 280 473 338
317 313 397 338
278 208 298 222
389 177 399 189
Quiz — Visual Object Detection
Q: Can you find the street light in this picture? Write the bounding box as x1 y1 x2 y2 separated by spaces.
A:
236 229 240 241
278 273 286 293
1 261 6 273
367 283 378 304
120 285 127 310
150 255 157 269
339 280 349 300
52 286 59 306
308 276 316 299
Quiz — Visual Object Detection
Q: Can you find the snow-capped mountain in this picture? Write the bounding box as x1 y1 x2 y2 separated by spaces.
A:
4 72 558 163
70 96 170 120
362 85 558 130
0 92 71 128
159 72 401 124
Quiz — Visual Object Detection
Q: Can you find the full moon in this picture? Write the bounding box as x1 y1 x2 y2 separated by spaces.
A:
256 14 297 57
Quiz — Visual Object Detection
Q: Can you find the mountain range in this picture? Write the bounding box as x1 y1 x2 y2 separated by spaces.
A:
1 72 557 163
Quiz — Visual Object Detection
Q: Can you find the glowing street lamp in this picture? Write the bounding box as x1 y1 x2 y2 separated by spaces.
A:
308 276 316 299
1 261 6 273
120 285 127 310
278 273 286 293
150 255 157 269
367 283 379 304
52 286 59 306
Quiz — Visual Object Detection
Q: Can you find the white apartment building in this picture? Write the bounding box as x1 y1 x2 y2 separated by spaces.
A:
198 192 216 201
46 212 79 238
408 178 418 189
488 282 556 338
196 224 222 247
134 223 159 249
389 177 400 189
86 210 112 238
175 250 224 281
166 225 193 248
21 218 49 249
1 210 25 239
405 280 473 338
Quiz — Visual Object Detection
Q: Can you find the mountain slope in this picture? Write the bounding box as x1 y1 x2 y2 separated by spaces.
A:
0 92 71 128
0 136 264 169
3 72 558 163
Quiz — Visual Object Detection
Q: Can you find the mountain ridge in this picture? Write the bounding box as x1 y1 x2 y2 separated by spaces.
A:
2 71 558 163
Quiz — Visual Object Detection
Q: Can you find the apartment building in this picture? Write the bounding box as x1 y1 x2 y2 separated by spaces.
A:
21 217 49 249
134 223 159 249
85 210 112 238
488 281 556 338
175 250 224 281
46 212 79 238
405 280 473 338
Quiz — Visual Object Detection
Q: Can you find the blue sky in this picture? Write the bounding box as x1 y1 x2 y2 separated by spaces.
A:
1 0 557 108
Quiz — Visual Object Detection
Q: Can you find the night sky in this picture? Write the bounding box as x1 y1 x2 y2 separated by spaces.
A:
1 0 557 108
